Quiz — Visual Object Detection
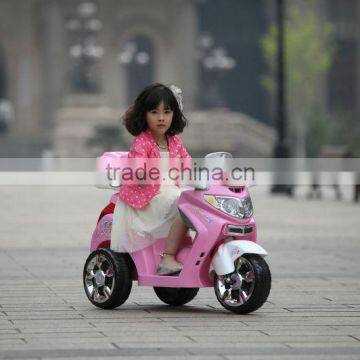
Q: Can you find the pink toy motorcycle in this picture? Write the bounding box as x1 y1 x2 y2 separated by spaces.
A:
83 152 271 314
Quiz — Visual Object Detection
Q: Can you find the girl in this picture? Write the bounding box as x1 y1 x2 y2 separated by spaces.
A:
111 83 191 275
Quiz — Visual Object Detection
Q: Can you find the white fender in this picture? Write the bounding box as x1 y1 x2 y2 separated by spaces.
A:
210 240 268 277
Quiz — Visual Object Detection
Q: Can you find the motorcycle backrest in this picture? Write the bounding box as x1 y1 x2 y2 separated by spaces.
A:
95 151 129 189
204 152 233 159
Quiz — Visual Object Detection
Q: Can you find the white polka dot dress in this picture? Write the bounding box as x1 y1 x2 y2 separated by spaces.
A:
110 150 187 253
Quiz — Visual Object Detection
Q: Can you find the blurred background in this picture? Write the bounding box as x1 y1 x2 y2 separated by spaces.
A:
0 0 358 161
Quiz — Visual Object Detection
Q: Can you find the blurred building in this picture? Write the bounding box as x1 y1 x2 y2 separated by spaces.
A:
0 0 198 156
0 0 358 157
327 0 359 113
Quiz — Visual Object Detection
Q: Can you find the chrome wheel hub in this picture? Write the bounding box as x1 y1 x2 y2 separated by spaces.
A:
84 253 115 303
94 271 106 286
216 257 255 307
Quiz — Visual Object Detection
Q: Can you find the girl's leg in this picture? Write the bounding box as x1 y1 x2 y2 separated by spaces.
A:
161 213 188 266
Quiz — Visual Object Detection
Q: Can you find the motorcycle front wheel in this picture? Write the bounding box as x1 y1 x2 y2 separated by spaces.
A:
214 254 271 314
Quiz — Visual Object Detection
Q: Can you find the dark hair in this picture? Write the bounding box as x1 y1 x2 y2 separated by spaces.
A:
122 83 188 136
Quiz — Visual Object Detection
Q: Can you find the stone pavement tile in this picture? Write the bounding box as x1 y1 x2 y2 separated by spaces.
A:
145 312 238 319
225 356 360 360
89 322 173 330
108 337 193 344
21 337 116 345
287 317 360 326
134 304 223 312
0 329 19 334
284 304 360 314
185 333 269 343
176 324 320 332
300 327 360 338
43 280 83 286
4 310 81 317
135 303 220 312
0 338 26 345
18 327 99 334
0 290 55 299
263 297 336 305
0 291 53 298
284 343 360 351
50 286 88 293
351 335 360 342
0 331 104 340
0 321 14 328
25 333 190 344
301 288 360 295
238 308 290 315
152 319 250 331
0 297 65 305
302 289 360 296
282 305 356 311
241 316 360 326
41 357 224 360
4 313 84 320
0 342 116 352
272 278 331 286
110 343 288 350
323 295 360 303
5 345 359 360
187 335 357 344
171 326 252 333
259 328 344 336
80 311 162 319
88 317 165 324
168 330 266 337
151 320 250 328
0 279 50 285
242 324 336 329
331 326 360 336
0 304 76 311
0 280 50 287
259 311 360 317
0 358 39 360
10 319 94 328
62 305 106 312
97 330 180 337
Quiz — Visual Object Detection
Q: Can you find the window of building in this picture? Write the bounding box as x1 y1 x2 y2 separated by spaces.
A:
65 0 103 94
117 35 154 104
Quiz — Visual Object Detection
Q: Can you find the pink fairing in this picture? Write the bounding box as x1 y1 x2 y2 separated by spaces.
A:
90 182 257 288
90 213 113 251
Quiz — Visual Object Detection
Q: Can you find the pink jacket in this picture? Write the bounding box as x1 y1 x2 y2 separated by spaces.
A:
118 129 191 209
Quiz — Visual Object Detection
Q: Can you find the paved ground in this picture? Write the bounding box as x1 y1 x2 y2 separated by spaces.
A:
1 185 360 359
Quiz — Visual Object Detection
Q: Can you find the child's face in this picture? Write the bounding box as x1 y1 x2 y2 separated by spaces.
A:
146 101 173 138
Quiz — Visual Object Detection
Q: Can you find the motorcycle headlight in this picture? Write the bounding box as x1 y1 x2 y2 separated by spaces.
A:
204 195 253 219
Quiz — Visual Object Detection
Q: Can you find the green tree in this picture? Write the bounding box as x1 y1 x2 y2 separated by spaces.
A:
260 3 334 157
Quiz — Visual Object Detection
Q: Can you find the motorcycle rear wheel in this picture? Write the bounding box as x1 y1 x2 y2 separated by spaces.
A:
83 249 132 309
153 287 199 306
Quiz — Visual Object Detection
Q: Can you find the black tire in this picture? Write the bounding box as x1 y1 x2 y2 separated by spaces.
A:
214 254 271 314
153 287 199 306
83 249 132 309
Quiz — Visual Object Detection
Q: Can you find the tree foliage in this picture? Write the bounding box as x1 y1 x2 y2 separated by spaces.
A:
260 3 335 156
